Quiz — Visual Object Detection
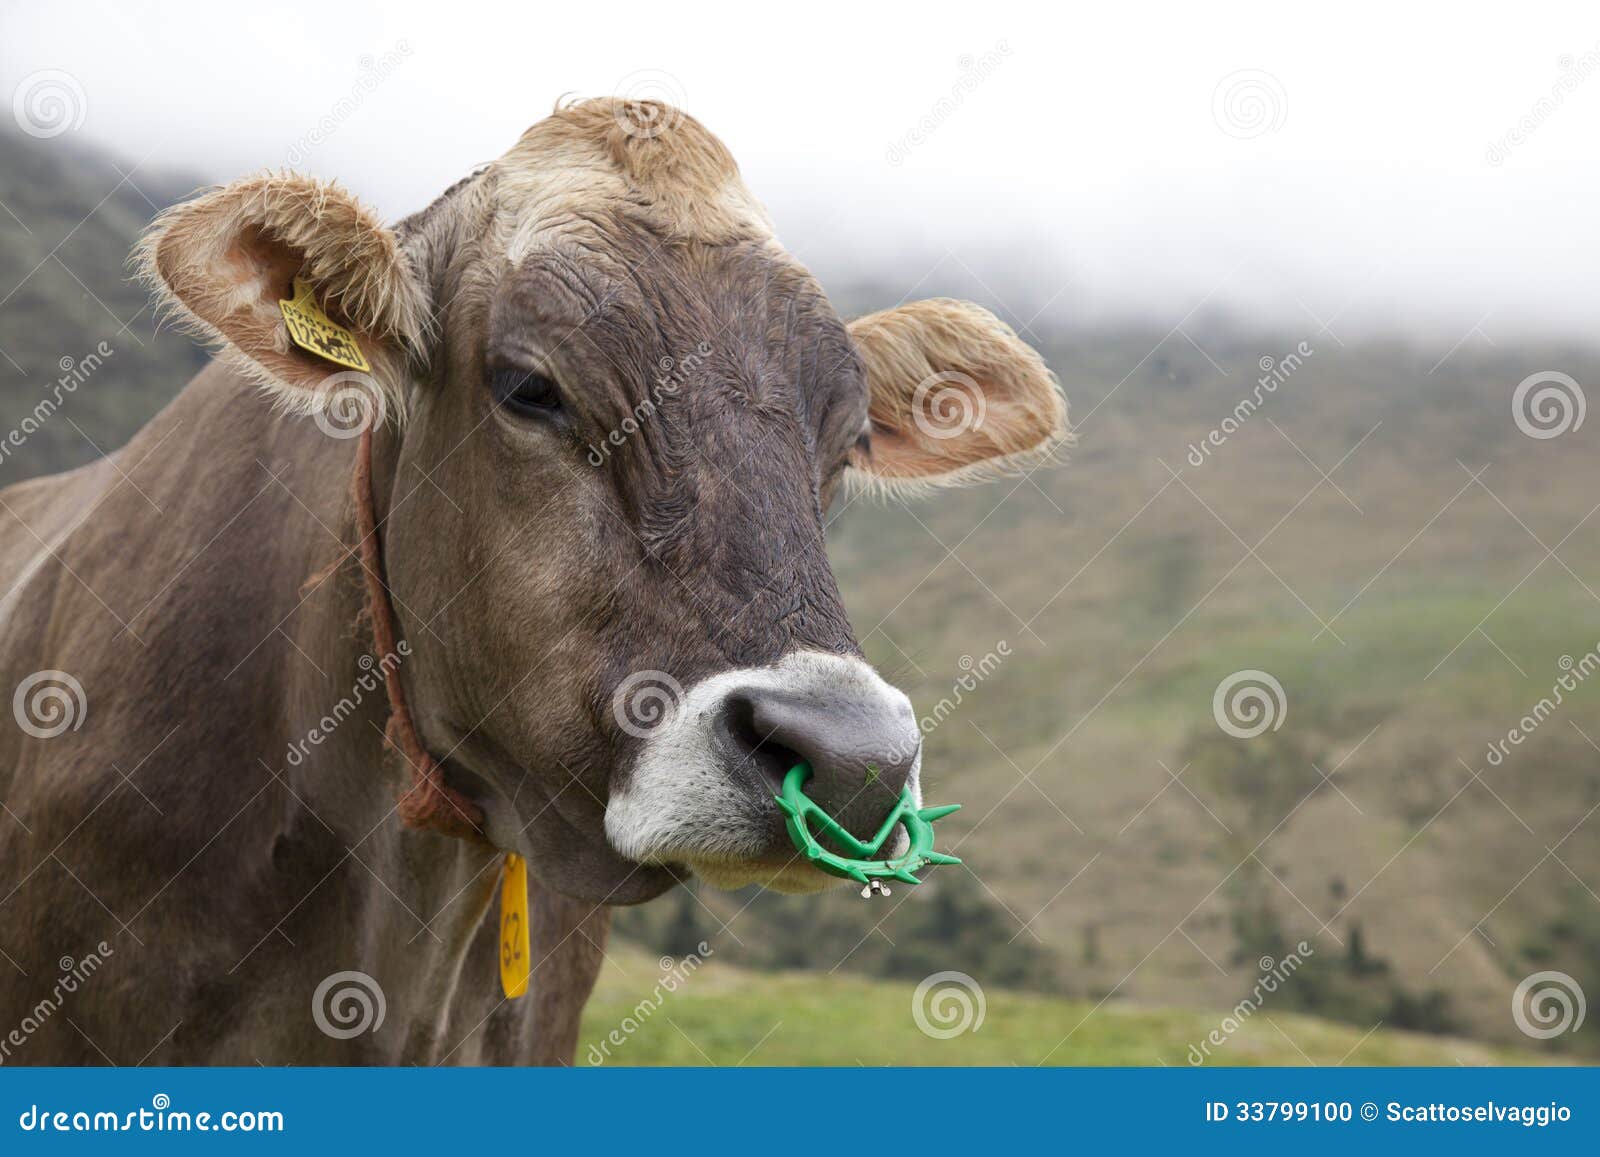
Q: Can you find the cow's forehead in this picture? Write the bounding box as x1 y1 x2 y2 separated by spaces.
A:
490 99 775 264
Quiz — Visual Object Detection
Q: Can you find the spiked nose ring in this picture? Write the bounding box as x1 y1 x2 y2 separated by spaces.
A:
774 763 961 896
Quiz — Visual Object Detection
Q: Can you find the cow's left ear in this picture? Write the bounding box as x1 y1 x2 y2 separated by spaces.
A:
136 173 427 420
846 299 1069 490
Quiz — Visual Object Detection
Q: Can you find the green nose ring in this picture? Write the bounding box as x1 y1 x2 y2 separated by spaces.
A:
774 762 962 890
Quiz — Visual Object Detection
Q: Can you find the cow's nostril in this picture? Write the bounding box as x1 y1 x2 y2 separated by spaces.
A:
717 680 921 841
720 692 804 791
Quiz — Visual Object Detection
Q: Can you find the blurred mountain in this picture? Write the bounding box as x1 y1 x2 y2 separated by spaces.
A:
0 130 207 479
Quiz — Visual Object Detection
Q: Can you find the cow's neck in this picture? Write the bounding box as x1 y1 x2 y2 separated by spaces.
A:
272 419 504 1055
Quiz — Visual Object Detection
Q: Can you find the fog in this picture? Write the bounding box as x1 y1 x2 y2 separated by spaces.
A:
5 0 1599 340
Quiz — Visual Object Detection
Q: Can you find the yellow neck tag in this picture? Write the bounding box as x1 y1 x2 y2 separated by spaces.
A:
278 277 372 372
499 853 530 999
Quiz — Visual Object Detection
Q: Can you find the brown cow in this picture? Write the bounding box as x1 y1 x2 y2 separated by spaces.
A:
0 99 1066 1064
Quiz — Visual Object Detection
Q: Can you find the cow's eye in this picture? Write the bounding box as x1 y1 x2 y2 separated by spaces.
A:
491 367 562 416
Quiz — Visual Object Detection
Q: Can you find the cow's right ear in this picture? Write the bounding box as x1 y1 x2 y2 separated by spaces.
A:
136 173 428 419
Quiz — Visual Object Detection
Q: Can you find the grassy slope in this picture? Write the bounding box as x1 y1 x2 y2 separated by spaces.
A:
578 951 1547 1066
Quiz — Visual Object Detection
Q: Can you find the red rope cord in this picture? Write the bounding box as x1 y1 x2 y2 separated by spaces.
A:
352 426 485 840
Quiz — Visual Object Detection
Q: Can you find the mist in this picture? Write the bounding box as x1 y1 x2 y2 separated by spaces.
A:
4 0 1598 341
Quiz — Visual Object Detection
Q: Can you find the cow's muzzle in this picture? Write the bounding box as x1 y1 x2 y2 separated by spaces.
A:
603 651 922 892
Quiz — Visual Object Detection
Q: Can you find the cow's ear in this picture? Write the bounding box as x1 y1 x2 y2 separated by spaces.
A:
846 299 1069 491
136 173 427 421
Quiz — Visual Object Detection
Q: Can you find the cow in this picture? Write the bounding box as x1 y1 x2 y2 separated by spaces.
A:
0 99 1066 1065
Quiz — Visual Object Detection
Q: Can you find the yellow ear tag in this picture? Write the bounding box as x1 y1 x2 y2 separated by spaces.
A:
278 277 371 372
499 853 530 999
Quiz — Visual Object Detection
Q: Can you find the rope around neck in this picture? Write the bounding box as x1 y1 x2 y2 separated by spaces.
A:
352 426 485 840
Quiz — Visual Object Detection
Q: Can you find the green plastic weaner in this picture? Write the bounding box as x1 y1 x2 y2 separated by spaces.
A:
774 762 961 889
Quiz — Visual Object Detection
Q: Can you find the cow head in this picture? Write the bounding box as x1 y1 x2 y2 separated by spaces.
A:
140 100 1067 904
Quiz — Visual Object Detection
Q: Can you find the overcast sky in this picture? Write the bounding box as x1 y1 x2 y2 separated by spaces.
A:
5 1 1599 341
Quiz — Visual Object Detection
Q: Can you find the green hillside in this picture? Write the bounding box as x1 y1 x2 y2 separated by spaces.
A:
578 951 1551 1066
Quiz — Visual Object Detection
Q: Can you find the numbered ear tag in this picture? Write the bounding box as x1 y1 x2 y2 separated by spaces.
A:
499 853 530 999
278 277 371 372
